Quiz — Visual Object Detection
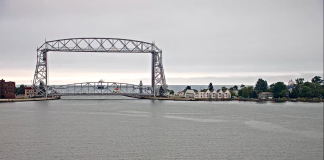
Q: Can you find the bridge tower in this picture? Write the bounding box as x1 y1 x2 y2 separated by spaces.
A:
139 80 143 94
32 38 167 97
151 51 167 96
32 48 49 97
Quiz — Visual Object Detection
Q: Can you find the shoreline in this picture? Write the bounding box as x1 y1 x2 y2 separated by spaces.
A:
126 95 324 103
0 97 60 103
1 96 323 103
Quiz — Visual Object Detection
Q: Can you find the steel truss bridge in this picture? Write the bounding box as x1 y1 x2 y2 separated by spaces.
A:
50 81 152 96
33 38 167 97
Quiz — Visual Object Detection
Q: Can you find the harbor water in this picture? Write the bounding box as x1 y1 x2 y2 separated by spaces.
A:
0 96 323 159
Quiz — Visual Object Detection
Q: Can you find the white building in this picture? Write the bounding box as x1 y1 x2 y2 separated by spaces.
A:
217 90 224 99
177 91 185 97
185 89 196 98
223 90 231 99
200 90 217 98
185 89 231 99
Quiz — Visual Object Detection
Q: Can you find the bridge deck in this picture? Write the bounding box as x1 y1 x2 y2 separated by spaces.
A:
51 93 153 96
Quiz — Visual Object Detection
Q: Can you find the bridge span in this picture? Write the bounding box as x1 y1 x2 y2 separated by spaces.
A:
49 81 153 97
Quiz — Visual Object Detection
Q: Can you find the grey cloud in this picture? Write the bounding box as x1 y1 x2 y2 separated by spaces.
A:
0 0 322 85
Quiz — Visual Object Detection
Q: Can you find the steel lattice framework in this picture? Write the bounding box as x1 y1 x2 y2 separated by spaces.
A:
49 81 151 96
33 38 167 97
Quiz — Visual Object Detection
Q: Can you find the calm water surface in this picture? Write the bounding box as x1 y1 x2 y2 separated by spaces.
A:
0 96 323 159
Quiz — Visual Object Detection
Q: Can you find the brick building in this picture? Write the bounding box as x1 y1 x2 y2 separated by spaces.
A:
0 79 16 99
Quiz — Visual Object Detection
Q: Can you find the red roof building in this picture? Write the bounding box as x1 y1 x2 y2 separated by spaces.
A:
25 87 38 97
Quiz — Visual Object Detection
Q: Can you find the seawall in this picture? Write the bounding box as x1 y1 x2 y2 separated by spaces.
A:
0 97 60 102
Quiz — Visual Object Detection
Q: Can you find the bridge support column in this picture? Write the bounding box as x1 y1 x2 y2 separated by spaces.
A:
32 49 48 98
151 52 156 96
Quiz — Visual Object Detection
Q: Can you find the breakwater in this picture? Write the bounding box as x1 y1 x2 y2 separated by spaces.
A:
0 97 60 102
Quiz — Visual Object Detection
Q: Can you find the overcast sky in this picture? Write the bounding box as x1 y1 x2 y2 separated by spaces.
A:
0 0 323 85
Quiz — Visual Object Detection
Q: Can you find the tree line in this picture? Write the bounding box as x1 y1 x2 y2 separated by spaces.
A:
172 76 324 99
14 81 45 95
231 76 324 98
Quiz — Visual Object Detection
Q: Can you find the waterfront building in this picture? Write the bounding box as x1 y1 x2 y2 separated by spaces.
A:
214 89 231 99
0 79 15 99
224 90 231 99
177 91 185 97
288 79 295 88
192 89 199 98
196 90 205 98
186 89 231 99
288 79 295 93
205 90 212 98
25 87 38 97
185 89 195 98
212 90 217 98
196 91 204 98
196 91 206 98
197 90 217 98
258 92 274 99
217 90 224 99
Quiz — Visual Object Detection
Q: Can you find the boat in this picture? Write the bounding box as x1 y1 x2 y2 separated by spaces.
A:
97 79 106 89
113 87 120 93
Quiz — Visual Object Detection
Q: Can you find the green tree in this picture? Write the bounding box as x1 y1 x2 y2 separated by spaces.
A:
300 86 312 98
293 78 305 96
301 82 323 98
250 90 258 98
240 84 245 89
15 87 18 95
229 91 236 96
254 78 268 93
200 89 208 92
303 81 313 87
241 86 254 98
208 83 214 92
272 82 287 98
311 76 323 84
269 83 275 89
242 89 249 98
289 88 299 98
159 86 165 97
233 85 238 90
15 84 25 95
169 90 174 95
247 86 254 98
295 78 304 85
265 88 272 92
319 86 324 98
238 89 243 97
183 86 191 92
221 86 228 92
18 85 25 94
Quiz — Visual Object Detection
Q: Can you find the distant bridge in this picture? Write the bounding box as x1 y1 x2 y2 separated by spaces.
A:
32 38 167 97
49 81 152 97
